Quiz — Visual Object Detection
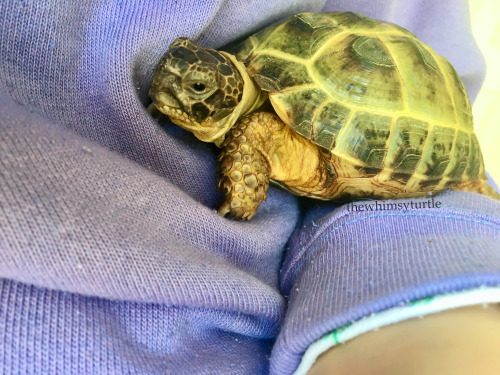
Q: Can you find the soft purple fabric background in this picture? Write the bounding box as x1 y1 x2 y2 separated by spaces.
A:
1 0 499 374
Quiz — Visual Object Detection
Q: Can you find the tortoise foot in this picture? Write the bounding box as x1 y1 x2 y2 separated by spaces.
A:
217 194 261 220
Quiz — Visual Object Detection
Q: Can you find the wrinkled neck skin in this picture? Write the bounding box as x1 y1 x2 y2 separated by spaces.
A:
212 52 267 147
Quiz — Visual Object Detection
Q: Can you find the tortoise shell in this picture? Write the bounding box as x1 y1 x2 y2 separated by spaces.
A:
226 12 485 188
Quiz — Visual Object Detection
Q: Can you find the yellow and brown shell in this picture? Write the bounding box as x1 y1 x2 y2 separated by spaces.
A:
227 12 485 191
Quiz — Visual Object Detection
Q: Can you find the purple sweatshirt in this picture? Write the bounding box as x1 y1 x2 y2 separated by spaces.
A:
0 0 499 374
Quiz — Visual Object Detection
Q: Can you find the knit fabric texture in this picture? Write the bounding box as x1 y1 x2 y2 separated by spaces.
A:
1 0 499 374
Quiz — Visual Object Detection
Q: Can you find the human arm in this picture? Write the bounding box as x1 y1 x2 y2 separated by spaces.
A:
309 304 500 375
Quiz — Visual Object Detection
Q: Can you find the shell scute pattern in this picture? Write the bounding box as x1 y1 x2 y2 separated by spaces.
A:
446 131 470 179
417 125 456 180
467 134 482 180
249 54 312 91
445 60 474 130
256 13 343 59
386 117 429 183
311 101 351 150
229 11 484 187
337 111 392 172
312 32 404 110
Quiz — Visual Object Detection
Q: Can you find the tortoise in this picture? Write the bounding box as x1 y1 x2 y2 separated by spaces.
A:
149 11 499 220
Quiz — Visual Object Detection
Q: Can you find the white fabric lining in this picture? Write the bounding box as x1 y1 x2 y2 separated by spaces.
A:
293 287 500 375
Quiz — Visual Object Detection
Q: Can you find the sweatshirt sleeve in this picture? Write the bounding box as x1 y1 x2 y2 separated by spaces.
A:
272 193 500 374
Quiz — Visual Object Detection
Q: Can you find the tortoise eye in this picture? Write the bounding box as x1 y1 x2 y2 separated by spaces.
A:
192 82 206 92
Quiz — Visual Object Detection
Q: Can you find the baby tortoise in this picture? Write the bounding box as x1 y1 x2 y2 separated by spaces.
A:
149 12 499 220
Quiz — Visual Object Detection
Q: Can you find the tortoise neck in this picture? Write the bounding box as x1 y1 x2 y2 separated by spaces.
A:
213 52 267 147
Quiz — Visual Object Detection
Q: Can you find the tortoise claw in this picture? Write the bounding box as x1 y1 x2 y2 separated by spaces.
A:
217 201 231 217
217 198 258 220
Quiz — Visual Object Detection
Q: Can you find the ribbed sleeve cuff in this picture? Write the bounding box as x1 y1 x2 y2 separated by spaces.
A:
271 191 500 375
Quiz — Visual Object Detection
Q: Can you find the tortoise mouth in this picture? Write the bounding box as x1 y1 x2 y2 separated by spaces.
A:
149 88 197 129
159 104 201 130
153 101 224 142
149 88 181 110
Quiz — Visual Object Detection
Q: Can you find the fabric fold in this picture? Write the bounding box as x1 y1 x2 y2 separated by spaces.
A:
272 192 500 374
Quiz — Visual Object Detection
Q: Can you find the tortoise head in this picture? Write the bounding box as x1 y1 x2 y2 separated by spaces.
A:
149 38 245 142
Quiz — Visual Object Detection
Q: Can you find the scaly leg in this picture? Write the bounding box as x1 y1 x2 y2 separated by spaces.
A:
217 114 270 220
217 112 331 219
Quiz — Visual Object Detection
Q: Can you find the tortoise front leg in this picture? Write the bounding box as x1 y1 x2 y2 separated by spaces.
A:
217 115 270 220
217 112 332 219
